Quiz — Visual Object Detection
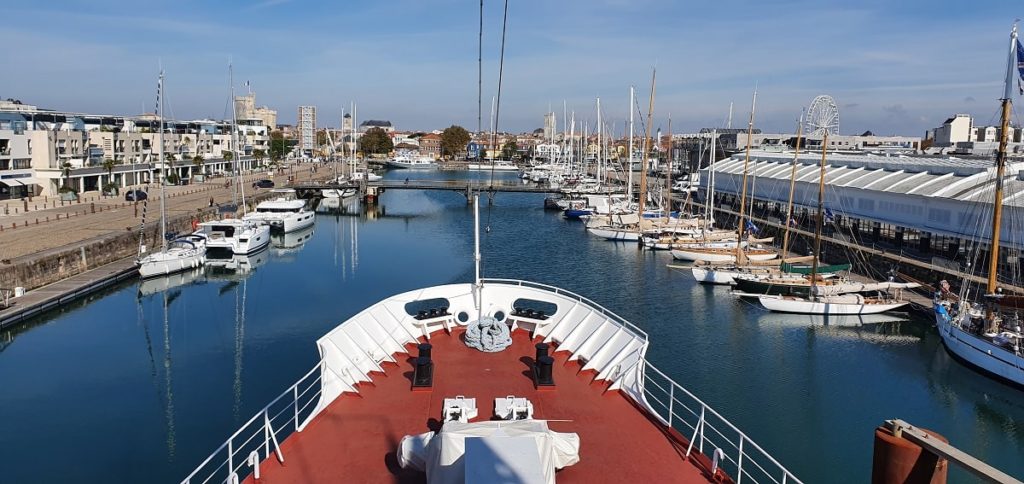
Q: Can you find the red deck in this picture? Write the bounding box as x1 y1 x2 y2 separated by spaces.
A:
249 329 721 483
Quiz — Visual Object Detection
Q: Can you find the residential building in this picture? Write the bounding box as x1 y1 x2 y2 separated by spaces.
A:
359 120 394 133
925 113 1024 156
418 133 441 159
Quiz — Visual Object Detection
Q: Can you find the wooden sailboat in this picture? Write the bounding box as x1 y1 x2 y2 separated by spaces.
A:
758 132 912 315
671 88 777 264
934 23 1024 386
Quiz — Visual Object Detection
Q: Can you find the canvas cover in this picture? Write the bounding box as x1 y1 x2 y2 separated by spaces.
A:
398 420 580 484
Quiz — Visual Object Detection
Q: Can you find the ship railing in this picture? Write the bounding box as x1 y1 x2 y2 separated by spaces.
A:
181 362 323 484
643 362 803 484
481 278 648 340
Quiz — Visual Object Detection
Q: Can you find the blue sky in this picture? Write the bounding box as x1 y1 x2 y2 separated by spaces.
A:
2 0 1021 136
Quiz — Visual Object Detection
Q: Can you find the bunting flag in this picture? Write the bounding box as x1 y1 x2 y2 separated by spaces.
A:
745 220 759 234
154 73 162 115
1017 38 1024 95
789 217 798 227
824 207 835 223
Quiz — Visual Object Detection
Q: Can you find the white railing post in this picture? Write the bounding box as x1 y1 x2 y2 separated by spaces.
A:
227 439 234 478
668 383 674 427
293 385 299 431
266 411 285 463
264 410 271 460
737 434 745 484
686 405 704 458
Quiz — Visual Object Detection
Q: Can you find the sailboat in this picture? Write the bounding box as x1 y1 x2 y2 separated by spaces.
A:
196 64 271 255
758 132 912 315
138 70 207 279
671 88 777 264
934 24 1024 386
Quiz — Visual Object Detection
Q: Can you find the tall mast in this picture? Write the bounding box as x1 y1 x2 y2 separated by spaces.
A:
707 130 717 228
665 114 672 222
628 86 634 201
228 64 246 214
734 87 758 264
597 97 603 185
810 131 829 300
158 70 167 251
781 112 804 259
638 69 656 215
987 23 1019 296
477 0 483 138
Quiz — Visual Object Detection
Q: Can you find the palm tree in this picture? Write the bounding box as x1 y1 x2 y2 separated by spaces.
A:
252 148 265 167
101 158 118 195
192 155 205 179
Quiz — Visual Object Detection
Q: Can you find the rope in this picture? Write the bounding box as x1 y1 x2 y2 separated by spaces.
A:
483 0 510 244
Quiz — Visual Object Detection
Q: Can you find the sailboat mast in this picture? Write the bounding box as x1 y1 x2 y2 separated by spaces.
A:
734 87 757 263
810 131 828 299
158 70 167 251
638 69 656 216
628 86 634 201
597 97 603 185
987 24 1018 295
665 114 672 222
707 130 717 228
781 113 804 258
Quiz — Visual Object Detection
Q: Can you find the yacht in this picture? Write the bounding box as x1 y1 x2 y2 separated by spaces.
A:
196 219 271 255
243 189 315 233
467 160 519 171
349 169 383 182
387 154 435 169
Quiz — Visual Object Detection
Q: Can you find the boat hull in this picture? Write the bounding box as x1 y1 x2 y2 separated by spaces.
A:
733 277 812 297
759 295 907 315
690 267 739 285
138 250 205 278
934 305 1024 386
586 227 640 241
670 248 776 263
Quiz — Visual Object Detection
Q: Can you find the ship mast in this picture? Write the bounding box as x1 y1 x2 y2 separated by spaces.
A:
638 69 656 216
810 131 828 300
158 70 167 251
986 24 1018 297
734 87 757 264
781 112 804 260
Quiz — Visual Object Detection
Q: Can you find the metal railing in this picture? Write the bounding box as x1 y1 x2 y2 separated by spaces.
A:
482 278 648 340
642 362 802 484
181 363 323 484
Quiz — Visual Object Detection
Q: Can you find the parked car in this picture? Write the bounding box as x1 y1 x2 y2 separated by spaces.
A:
125 189 148 202
252 179 275 189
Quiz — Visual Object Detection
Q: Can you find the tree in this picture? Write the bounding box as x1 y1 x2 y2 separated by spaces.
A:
501 140 518 160
252 148 266 167
316 129 328 147
270 136 294 161
223 151 234 162
101 158 118 194
358 127 393 155
166 153 177 162
192 155 205 176
440 125 471 160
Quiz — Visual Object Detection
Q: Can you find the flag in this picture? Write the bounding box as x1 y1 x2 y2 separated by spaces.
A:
824 208 835 223
745 220 759 234
789 217 798 227
1017 38 1024 95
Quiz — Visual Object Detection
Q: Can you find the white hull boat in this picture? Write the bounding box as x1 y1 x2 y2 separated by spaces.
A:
586 227 640 241
244 191 316 233
691 267 745 285
387 155 435 169
467 162 518 171
198 219 271 255
935 304 1024 386
758 294 908 315
138 243 206 278
670 248 776 263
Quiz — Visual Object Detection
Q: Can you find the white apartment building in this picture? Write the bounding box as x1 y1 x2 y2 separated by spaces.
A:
926 113 1024 156
0 109 269 199
298 106 316 153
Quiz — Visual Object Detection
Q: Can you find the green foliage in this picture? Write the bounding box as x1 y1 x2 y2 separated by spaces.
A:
102 182 119 195
192 155 205 166
165 153 177 162
166 171 180 185
101 158 116 176
440 125 471 160
501 140 518 160
358 127 393 155
270 138 294 161
223 151 234 161
316 129 328 147
252 148 266 166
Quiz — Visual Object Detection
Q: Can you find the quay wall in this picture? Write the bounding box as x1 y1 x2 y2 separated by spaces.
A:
0 197 272 292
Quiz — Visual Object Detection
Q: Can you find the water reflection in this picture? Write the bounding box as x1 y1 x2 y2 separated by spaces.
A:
271 225 315 258
757 312 920 344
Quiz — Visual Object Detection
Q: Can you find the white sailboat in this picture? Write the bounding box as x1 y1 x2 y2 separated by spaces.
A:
198 64 271 255
758 131 909 315
138 70 206 279
934 24 1024 386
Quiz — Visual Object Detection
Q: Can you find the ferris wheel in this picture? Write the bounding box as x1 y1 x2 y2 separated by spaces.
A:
805 95 840 136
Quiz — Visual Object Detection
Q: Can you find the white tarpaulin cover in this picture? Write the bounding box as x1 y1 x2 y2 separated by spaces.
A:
398 420 580 484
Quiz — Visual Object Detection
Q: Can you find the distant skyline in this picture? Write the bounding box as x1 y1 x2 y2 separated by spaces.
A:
2 0 1022 137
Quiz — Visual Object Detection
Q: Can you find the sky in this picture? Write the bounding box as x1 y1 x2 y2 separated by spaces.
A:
2 0 1022 137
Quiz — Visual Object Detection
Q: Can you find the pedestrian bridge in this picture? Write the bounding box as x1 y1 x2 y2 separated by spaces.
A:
292 179 559 198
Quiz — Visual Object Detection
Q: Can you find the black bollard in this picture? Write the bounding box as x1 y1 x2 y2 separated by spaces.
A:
535 355 555 387
418 343 432 360
413 356 433 389
535 343 549 361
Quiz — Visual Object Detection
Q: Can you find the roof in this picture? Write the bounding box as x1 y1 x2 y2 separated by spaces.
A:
360 119 393 127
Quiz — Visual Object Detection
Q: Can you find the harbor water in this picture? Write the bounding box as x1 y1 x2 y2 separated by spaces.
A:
0 170 1022 483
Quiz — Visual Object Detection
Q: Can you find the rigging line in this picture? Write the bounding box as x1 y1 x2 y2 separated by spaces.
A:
484 0 509 239
477 0 483 137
